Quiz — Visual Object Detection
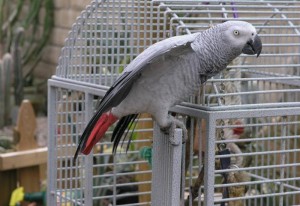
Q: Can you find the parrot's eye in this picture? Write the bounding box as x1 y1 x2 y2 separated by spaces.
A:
233 30 239 36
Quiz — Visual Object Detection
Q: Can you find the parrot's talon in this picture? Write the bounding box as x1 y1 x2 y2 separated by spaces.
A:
164 117 188 146
160 127 169 135
169 139 180 146
160 123 182 145
169 137 178 145
173 118 188 144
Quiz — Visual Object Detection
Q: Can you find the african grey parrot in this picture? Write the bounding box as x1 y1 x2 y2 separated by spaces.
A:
73 20 262 160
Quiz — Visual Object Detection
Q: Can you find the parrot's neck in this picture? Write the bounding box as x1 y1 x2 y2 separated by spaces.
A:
193 30 241 77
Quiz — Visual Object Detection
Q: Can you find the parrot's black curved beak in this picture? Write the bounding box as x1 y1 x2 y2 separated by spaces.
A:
242 35 262 57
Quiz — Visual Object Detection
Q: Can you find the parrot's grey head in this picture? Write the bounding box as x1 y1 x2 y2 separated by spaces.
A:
221 21 262 57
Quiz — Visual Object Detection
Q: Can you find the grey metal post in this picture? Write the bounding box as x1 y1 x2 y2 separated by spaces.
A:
84 93 94 206
152 124 183 206
47 82 58 206
204 115 216 206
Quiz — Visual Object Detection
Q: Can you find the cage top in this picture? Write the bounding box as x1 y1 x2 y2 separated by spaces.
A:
55 0 154 88
53 0 300 110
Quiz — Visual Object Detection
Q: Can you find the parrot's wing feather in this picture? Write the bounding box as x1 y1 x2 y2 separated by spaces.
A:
112 113 139 154
75 33 198 156
123 33 199 73
99 32 199 112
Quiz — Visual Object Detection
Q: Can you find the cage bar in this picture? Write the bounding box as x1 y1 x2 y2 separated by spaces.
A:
48 1 300 205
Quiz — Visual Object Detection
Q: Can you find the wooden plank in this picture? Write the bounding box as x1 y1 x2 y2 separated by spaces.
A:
0 100 47 206
16 100 40 206
18 166 41 193
135 114 153 204
0 147 47 171
39 163 47 182
0 170 17 206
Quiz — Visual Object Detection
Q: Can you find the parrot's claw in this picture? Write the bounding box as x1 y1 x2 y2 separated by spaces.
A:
160 128 179 145
161 117 188 145
168 123 179 145
160 127 169 135
172 118 188 144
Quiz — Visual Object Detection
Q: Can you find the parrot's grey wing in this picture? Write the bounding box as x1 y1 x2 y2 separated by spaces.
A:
74 33 199 158
99 32 199 111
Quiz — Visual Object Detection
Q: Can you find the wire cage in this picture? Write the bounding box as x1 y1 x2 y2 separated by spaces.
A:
47 0 300 205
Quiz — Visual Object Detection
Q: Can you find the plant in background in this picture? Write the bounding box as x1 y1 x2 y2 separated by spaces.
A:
0 0 54 74
0 0 54 127
0 53 12 128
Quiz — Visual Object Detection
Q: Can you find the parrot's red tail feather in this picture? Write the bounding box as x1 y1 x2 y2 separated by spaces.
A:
81 113 118 155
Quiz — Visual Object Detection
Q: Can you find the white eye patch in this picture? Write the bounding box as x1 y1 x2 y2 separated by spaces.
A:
233 30 239 36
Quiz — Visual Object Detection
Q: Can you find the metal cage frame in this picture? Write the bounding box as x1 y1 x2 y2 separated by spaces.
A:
48 1 300 205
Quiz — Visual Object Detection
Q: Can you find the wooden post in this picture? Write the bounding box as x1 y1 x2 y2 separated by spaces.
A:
16 100 40 196
16 100 37 151
0 100 47 206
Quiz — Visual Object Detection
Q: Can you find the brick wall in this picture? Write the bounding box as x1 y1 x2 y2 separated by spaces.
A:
35 0 91 79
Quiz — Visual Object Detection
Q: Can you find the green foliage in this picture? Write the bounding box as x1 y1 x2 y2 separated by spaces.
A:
139 146 152 166
0 0 54 78
0 0 54 127
0 53 12 128
12 27 24 106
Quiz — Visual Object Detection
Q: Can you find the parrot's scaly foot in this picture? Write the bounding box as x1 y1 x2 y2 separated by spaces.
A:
172 118 188 144
161 116 187 145
160 127 169 135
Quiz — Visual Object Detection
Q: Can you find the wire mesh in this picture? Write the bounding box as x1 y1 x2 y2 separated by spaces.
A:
56 0 158 87
182 113 300 206
154 0 300 110
49 0 156 205
48 85 154 205
48 0 300 205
